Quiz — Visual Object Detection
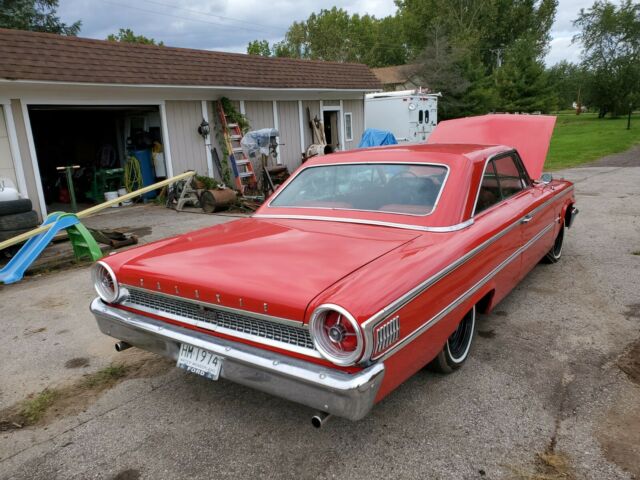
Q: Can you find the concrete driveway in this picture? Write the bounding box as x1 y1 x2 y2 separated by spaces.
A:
1 162 639 480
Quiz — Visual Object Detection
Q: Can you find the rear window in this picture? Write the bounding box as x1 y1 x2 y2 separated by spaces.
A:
270 163 448 216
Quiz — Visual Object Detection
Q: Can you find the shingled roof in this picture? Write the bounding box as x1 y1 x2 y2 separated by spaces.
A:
0 28 382 91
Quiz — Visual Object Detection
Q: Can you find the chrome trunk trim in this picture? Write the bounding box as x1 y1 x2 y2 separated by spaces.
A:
252 214 474 233
120 286 319 359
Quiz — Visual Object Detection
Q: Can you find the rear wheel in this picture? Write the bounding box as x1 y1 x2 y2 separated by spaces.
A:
429 305 476 374
543 225 564 264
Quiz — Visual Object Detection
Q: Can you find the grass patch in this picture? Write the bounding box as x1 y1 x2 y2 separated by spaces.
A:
0 353 172 431
19 389 59 424
81 364 128 389
546 113 640 170
632 251 640 256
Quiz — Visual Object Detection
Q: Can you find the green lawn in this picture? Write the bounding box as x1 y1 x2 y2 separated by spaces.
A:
546 113 640 170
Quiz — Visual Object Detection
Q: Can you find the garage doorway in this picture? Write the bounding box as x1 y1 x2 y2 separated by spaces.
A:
28 105 168 213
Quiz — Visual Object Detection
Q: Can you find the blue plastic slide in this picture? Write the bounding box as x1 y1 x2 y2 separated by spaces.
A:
0 212 86 284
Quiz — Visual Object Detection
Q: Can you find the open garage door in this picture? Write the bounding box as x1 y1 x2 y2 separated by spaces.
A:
28 105 168 213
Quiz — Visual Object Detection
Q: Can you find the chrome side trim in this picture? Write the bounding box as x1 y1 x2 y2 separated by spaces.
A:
266 161 451 218
91 298 385 421
373 315 400 355
121 285 303 327
362 185 574 361
375 221 555 361
252 214 474 233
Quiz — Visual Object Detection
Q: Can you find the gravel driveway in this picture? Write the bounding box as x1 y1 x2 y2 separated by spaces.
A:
1 162 639 480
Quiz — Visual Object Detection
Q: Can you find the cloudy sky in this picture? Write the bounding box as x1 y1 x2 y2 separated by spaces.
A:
57 0 591 66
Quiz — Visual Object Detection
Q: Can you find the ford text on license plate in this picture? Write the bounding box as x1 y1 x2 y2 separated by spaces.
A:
177 344 222 380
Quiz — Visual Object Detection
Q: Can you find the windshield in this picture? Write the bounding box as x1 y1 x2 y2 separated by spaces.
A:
270 163 448 215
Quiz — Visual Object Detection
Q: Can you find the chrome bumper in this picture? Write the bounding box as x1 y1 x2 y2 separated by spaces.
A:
90 298 384 421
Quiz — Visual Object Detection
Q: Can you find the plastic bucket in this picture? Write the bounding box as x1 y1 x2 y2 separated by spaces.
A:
104 191 119 208
117 188 132 206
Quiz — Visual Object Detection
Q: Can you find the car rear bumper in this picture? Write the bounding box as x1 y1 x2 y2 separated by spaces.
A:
90 298 384 421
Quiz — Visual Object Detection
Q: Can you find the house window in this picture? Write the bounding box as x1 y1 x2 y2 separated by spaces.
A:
344 112 353 142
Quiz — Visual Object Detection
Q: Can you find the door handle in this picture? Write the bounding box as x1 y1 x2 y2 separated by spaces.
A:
521 214 534 224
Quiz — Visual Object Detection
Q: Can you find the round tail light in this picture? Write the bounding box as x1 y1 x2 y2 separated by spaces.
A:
310 304 363 366
92 261 120 303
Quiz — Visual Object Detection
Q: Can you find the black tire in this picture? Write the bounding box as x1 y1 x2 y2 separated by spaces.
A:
0 199 32 216
429 306 476 374
0 211 39 231
0 228 30 241
543 226 564 264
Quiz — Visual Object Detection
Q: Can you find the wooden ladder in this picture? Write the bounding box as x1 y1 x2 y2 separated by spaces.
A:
216 101 257 194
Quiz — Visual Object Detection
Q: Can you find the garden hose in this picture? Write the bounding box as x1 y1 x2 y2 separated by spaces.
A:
124 156 143 193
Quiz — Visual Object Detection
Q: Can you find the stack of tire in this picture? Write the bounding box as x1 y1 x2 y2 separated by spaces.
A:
0 199 39 256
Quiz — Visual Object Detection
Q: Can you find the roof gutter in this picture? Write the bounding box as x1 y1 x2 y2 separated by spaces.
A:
0 78 383 93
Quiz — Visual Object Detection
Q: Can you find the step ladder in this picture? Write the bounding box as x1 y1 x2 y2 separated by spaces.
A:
216 100 257 194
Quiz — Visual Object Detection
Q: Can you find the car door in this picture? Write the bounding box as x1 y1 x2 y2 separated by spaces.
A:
472 154 532 306
513 153 558 275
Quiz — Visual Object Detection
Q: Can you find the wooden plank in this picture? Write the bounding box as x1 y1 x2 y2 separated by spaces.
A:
0 171 195 251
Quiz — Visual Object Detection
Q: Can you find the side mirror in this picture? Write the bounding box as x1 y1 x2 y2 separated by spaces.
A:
539 173 553 185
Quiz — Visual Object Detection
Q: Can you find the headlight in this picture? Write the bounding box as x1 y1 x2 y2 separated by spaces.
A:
92 261 121 303
310 304 363 366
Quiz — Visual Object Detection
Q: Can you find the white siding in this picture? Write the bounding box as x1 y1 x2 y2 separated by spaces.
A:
276 101 302 172
165 100 208 175
0 106 17 186
342 99 365 150
12 99 42 218
244 101 274 130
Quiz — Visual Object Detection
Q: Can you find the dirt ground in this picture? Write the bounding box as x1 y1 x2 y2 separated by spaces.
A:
0 158 639 480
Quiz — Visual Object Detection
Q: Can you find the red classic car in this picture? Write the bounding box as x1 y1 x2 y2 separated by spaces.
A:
90 114 577 426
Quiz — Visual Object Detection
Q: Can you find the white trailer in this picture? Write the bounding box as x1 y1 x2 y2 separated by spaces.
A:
364 89 440 143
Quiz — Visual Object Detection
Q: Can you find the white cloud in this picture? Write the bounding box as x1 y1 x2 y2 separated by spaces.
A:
544 0 592 66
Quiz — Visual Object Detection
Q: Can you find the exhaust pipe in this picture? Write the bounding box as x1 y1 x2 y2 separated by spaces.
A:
311 412 331 429
115 341 132 352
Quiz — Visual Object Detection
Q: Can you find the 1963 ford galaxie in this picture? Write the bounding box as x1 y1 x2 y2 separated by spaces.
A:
90 114 577 426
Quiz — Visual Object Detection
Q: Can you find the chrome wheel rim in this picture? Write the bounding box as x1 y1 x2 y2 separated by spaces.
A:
446 306 475 363
552 227 564 258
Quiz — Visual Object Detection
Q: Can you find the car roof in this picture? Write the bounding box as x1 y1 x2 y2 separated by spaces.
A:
303 143 509 167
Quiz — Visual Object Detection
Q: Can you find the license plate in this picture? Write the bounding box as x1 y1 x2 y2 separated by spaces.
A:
177 344 222 380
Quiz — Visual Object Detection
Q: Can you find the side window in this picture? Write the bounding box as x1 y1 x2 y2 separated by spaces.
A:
424 110 430 124
494 155 527 198
475 160 501 214
418 110 423 124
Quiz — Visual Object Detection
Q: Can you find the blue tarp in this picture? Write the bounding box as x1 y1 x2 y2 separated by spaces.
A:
358 129 398 148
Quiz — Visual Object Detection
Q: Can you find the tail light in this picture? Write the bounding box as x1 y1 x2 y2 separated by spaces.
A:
92 261 124 303
310 304 363 366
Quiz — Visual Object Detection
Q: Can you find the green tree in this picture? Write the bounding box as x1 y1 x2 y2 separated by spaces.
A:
251 7 406 66
547 61 589 110
106 28 163 46
492 38 558 113
0 0 81 35
574 0 640 117
247 39 271 56
397 0 558 116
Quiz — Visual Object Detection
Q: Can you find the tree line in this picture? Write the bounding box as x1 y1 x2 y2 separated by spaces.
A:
1 0 637 119
247 1 639 119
